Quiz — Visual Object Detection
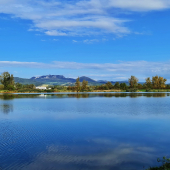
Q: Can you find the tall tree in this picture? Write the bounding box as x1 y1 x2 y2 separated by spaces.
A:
82 80 88 91
128 76 138 88
145 77 152 88
158 76 167 88
106 82 113 89
0 72 14 90
152 75 167 89
75 77 81 92
114 82 120 89
120 83 127 90
15 82 23 90
152 75 159 89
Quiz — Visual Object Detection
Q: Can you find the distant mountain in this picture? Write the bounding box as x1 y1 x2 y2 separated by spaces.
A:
97 80 108 84
14 75 131 86
14 77 43 86
30 75 98 84
30 75 75 85
79 76 96 83
31 75 66 80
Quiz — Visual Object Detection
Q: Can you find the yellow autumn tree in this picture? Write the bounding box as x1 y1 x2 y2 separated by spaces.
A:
145 77 152 88
152 76 167 89
128 75 138 88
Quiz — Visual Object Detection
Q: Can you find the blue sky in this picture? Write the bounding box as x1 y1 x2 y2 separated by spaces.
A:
0 0 170 82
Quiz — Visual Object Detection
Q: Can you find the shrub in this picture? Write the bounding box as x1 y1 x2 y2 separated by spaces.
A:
126 88 138 92
7 85 15 91
146 89 151 92
146 157 170 170
0 84 4 90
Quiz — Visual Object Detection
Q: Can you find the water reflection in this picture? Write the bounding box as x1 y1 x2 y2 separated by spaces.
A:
0 104 13 114
40 93 168 98
0 92 168 100
0 94 40 100
0 92 170 170
19 143 156 170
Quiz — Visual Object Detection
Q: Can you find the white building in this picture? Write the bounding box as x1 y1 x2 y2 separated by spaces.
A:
36 87 47 90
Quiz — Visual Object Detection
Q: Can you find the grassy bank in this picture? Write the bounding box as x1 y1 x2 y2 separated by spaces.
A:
1 89 170 93
0 89 123 93
139 89 170 92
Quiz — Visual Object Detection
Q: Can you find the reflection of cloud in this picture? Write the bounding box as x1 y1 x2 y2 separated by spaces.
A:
20 143 156 170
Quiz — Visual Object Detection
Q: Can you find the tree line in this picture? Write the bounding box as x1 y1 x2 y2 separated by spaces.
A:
67 75 169 92
0 72 36 91
0 72 169 92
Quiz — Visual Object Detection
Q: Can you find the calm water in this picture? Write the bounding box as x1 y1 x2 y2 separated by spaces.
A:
0 93 170 170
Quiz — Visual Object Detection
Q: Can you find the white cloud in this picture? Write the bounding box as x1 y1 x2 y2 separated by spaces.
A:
83 39 99 44
0 60 166 72
45 30 67 36
72 40 78 43
1 60 170 81
0 0 169 37
53 39 58 41
72 38 108 44
106 0 170 11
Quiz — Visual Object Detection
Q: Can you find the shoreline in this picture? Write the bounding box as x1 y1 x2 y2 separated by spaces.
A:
1 89 170 94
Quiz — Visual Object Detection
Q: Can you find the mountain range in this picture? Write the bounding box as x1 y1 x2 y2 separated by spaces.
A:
14 75 129 86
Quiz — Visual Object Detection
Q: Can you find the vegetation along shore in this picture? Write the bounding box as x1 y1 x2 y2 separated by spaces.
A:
0 72 170 93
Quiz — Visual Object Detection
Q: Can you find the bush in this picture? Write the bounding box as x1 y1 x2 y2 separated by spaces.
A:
7 85 15 91
146 157 170 170
126 88 138 92
146 89 151 92
44 89 54 93
0 84 4 90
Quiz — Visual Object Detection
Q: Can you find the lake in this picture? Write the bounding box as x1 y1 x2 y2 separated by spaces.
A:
0 92 170 170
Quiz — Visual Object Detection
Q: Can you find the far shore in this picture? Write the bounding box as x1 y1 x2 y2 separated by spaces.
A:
1 89 170 94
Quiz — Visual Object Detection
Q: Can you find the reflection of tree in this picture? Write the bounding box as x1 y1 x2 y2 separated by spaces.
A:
129 93 142 98
0 93 168 100
54 94 66 98
67 93 89 98
0 94 15 100
143 93 166 98
66 93 168 98
0 94 41 100
81 94 89 98
75 93 81 98
0 104 13 114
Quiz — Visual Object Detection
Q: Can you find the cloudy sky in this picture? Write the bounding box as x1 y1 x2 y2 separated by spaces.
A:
0 0 170 81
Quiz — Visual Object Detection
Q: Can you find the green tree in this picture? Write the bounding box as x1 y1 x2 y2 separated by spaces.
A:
145 77 152 89
120 83 127 90
0 84 4 90
82 80 88 91
75 77 81 92
146 157 170 170
15 82 23 90
137 83 143 89
114 82 120 89
0 72 15 90
106 82 113 89
128 75 138 88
